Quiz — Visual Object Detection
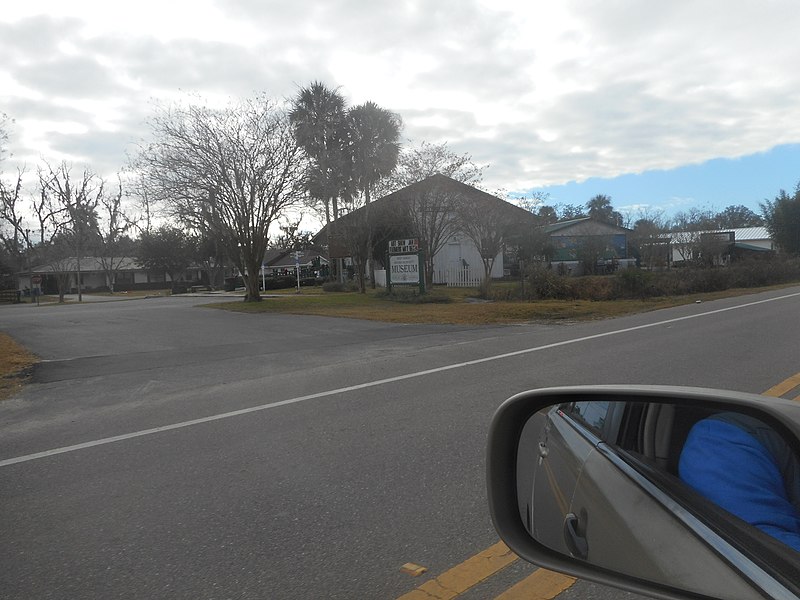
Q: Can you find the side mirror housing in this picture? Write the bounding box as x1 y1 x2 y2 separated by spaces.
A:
486 385 800 600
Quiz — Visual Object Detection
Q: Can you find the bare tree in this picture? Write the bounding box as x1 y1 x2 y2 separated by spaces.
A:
629 208 669 269
127 172 160 235
0 112 11 163
456 191 518 294
96 176 137 292
39 162 103 301
0 115 30 283
0 166 28 263
136 94 307 301
669 208 717 264
383 141 483 193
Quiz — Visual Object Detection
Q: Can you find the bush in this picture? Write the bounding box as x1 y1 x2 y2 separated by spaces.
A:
512 256 800 303
322 280 358 292
570 276 614 301
613 269 655 299
523 264 571 300
263 276 296 290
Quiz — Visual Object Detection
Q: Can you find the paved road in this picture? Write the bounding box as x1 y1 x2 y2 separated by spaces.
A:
1 287 799 599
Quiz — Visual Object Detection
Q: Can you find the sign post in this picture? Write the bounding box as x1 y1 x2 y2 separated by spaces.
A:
387 238 425 294
31 274 41 306
294 251 301 293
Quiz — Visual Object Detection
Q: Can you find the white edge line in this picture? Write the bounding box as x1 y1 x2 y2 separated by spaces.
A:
3 291 799 468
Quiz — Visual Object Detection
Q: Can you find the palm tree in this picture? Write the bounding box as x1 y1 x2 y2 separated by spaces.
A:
290 82 352 281
347 102 402 290
586 194 623 226
289 82 351 225
347 102 401 207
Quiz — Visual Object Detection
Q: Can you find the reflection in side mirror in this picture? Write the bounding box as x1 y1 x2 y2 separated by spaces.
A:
487 387 800 600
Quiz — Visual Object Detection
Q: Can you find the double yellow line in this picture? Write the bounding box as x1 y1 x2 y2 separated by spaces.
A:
397 372 800 600
396 540 574 600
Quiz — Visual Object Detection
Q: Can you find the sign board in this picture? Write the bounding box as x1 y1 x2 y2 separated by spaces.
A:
31 275 42 285
389 254 421 285
389 238 419 254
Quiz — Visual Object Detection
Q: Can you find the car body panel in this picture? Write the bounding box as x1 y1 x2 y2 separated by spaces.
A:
487 386 800 600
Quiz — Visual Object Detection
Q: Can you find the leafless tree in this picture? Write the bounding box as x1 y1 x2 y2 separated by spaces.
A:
629 208 669 269
0 112 11 163
0 166 29 260
38 162 103 301
669 208 716 264
0 115 31 279
456 191 518 294
136 94 307 301
96 176 137 292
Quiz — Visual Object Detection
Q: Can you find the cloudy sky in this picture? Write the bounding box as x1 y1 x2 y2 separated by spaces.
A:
2 0 800 221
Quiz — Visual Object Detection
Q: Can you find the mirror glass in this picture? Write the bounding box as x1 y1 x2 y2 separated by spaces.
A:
516 400 800 600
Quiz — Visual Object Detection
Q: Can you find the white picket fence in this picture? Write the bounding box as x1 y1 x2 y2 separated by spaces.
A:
434 266 484 288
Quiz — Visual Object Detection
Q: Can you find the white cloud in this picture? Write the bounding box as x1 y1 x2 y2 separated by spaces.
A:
1 0 800 192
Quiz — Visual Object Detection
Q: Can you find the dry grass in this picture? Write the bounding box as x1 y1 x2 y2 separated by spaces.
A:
206 284 793 325
0 333 38 401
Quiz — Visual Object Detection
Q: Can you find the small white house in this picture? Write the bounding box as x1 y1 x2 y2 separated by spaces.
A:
666 227 774 264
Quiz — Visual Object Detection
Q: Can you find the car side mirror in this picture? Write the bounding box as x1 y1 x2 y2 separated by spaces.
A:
486 386 800 600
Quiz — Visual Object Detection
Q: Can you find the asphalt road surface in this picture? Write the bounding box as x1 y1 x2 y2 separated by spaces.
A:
1 286 799 599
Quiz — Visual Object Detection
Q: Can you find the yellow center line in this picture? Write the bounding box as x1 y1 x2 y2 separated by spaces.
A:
762 372 800 398
396 541 518 600
494 569 577 600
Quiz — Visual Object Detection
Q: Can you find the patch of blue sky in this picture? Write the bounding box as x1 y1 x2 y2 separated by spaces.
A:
519 144 800 217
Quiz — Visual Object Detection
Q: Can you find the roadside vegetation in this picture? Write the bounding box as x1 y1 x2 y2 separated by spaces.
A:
207 278 800 325
494 257 800 302
0 333 37 401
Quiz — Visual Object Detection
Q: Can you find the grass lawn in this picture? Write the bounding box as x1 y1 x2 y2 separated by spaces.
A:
206 283 798 325
0 333 37 401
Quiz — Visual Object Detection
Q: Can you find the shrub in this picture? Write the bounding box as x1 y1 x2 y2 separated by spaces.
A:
524 264 571 300
322 280 358 292
263 276 296 290
613 269 655 299
495 257 800 304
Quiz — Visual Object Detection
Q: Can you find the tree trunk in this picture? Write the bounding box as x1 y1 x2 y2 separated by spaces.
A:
243 257 262 302
324 198 334 282
356 258 366 294
480 258 494 297
425 255 434 289
365 187 376 290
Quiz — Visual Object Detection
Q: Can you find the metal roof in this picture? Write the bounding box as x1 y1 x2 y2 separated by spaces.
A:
661 227 772 241
726 227 770 241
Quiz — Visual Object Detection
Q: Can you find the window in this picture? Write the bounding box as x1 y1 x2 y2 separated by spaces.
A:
565 400 611 435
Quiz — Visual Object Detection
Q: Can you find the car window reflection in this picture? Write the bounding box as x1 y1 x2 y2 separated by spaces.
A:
565 401 611 434
532 401 800 554
679 412 800 552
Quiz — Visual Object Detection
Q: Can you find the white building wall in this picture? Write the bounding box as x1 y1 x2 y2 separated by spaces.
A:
431 235 504 278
